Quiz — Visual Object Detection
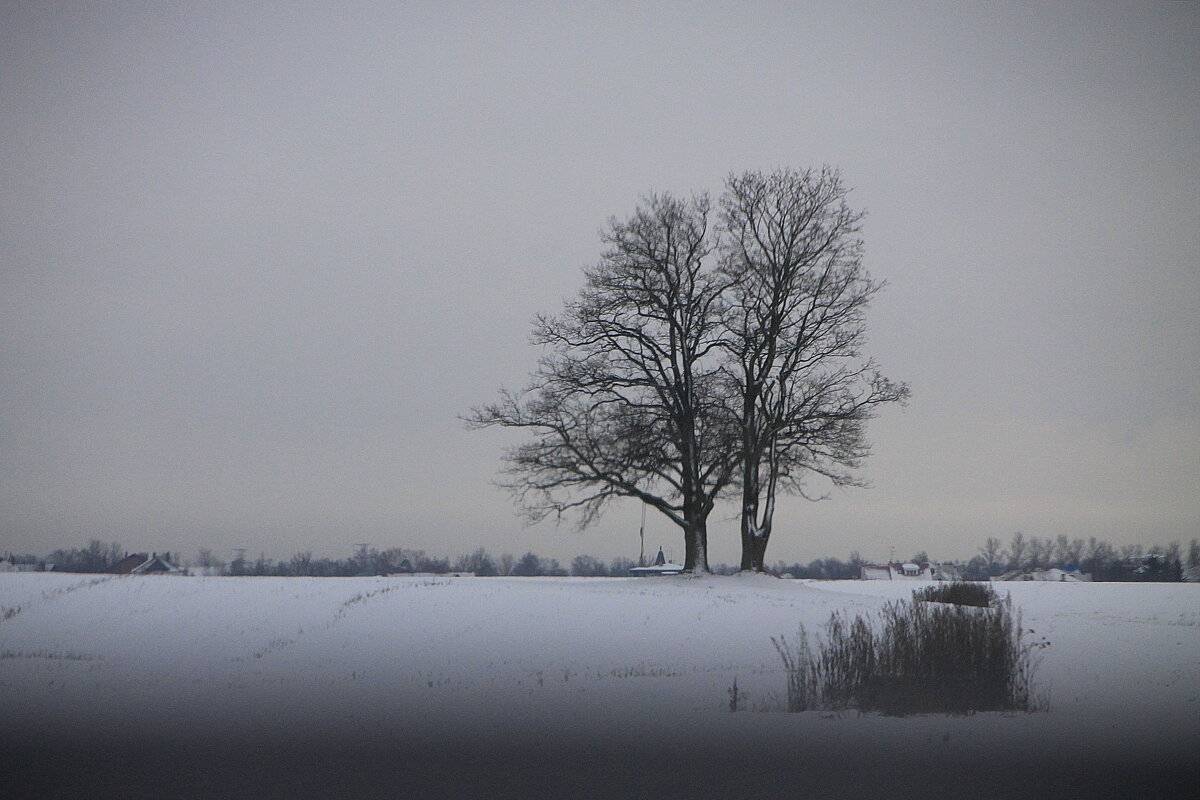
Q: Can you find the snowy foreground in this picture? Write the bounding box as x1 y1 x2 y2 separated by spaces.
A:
1 573 1197 798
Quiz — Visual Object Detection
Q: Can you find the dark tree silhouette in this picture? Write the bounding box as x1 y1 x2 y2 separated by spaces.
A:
469 194 738 573
719 168 908 571
980 536 1006 576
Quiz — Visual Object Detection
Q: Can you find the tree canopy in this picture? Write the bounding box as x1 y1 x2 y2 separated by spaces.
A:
470 168 907 572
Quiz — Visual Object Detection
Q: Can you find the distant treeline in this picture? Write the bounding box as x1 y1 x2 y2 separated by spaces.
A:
8 533 1199 581
772 534 1199 582
966 532 1195 582
7 542 643 578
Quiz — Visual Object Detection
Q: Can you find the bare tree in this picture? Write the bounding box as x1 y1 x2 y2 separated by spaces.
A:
719 168 908 571
570 554 609 577
980 536 1006 576
1007 532 1027 570
1027 536 1051 570
195 548 223 570
1054 535 1085 567
511 551 544 577
469 194 737 572
290 550 314 576
86 539 123 572
1053 534 1069 566
608 556 636 576
455 547 498 576
1067 538 1085 566
1164 541 1183 579
1120 543 1144 562
1083 537 1115 577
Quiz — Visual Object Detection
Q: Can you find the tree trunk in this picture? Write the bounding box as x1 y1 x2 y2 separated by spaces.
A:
739 505 767 572
746 535 769 572
681 508 711 574
738 434 769 571
740 518 769 571
677 411 712 574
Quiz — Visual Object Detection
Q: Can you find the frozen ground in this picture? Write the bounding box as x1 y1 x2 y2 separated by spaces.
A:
1 573 1196 798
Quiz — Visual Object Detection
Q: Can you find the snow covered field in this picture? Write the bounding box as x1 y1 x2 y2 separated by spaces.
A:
1 573 1196 798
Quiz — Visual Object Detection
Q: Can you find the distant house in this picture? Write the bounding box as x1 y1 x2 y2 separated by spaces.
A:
0 555 37 573
111 552 185 576
629 547 684 577
860 562 936 580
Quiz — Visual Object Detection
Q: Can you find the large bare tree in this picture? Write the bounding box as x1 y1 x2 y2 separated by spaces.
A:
469 194 737 573
719 168 908 571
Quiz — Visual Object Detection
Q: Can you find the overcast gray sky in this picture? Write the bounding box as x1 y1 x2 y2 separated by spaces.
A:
2 1 1197 566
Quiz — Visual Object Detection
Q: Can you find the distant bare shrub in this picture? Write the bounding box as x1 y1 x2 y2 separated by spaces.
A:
913 581 999 608
775 596 1044 716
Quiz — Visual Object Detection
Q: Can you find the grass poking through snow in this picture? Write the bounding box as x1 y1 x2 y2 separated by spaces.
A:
774 590 1045 716
913 580 1000 608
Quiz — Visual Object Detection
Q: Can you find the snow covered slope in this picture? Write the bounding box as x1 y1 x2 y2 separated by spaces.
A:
1 573 1196 798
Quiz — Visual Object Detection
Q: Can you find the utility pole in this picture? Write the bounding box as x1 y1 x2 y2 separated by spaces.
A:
638 502 647 567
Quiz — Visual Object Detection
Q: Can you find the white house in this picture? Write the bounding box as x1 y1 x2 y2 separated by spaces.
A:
860 562 936 580
629 547 684 577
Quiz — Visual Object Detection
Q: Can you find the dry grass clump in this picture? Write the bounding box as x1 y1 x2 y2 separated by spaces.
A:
774 594 1044 716
912 580 999 608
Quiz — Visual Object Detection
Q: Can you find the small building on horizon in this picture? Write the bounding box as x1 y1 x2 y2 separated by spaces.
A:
110 552 185 576
629 547 684 577
860 561 938 580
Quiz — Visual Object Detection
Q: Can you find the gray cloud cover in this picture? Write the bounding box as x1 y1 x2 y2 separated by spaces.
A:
2 1 1197 565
